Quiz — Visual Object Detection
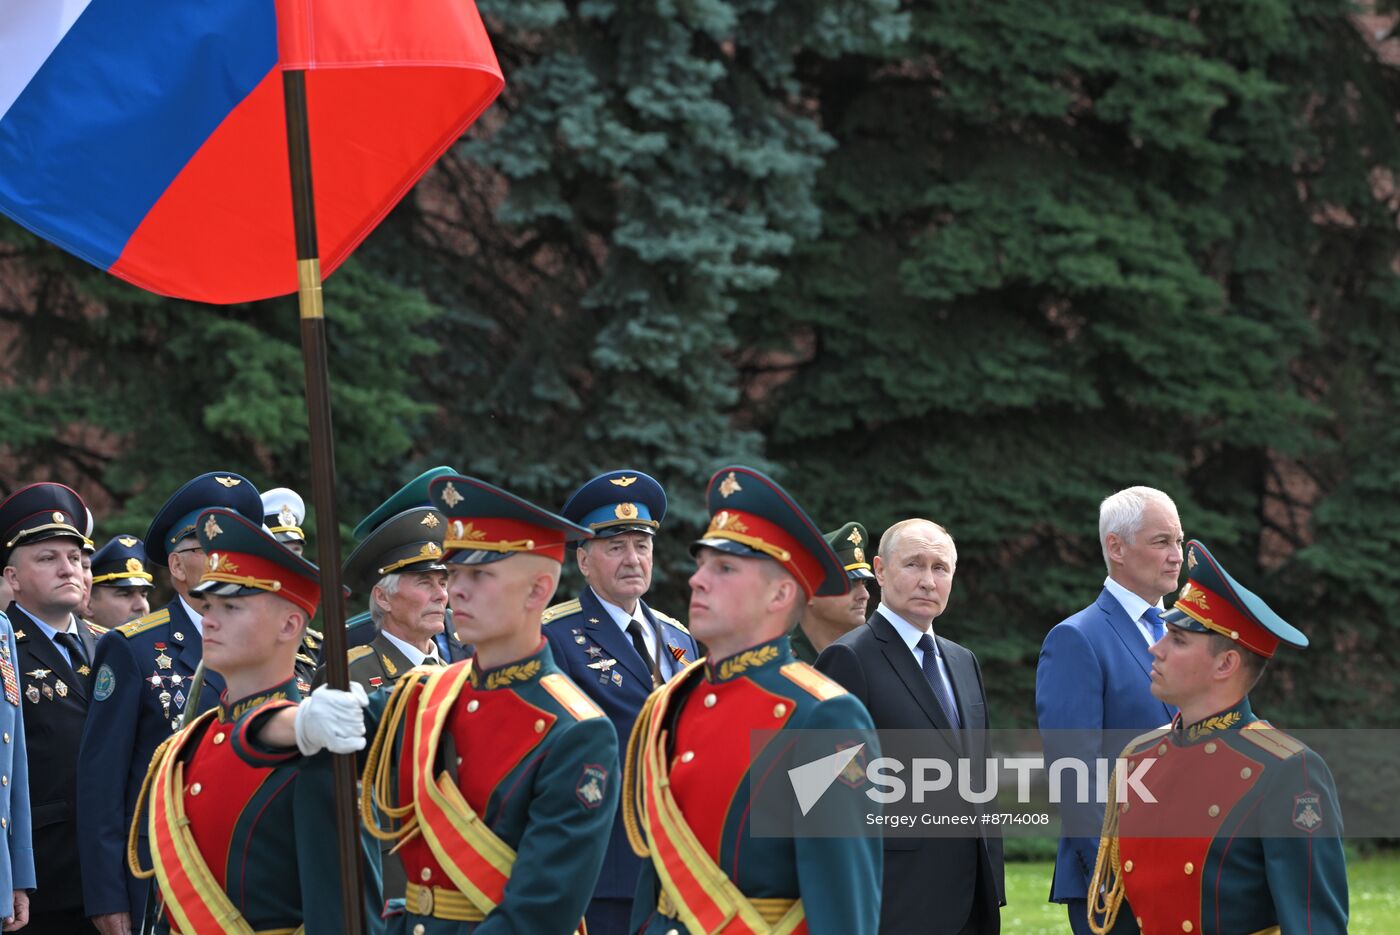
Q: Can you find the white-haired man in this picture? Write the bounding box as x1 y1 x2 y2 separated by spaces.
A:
1035 486 1182 935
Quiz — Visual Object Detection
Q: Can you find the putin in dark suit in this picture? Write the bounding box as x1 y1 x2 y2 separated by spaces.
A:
817 518 1004 935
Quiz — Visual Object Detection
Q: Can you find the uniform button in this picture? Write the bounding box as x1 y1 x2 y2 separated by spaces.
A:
1157 743 1168 755
1208 805 1220 818
1240 767 1252 780
456 756 463 767
2 817 6 828
213 732 226 745
1123 860 1133 872
666 930 679 935
466 700 480 713
1184 861 1194 875
535 719 545 733
1136 918 1143 929
704 693 717 708
680 751 695 763
1204 742 1217 754
413 926 426 935
1120 802 1129 814
773 703 787 718
2 776 7 787
1182 922 1194 932
190 783 202 796
420 867 432 882
3 733 9 743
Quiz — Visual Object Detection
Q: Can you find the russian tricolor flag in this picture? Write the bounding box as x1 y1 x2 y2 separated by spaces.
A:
0 0 503 304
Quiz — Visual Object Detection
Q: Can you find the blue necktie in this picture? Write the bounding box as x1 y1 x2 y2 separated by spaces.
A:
1142 606 1166 644
916 633 961 729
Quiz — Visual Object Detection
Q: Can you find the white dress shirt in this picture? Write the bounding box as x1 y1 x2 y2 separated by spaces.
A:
877 601 959 711
14 604 82 668
179 594 205 636
596 590 673 680
380 628 441 667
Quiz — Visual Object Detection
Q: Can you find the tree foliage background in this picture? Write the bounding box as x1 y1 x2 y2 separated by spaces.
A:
3 0 1399 728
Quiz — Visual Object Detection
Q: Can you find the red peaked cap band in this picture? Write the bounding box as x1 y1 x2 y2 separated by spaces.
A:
200 550 321 619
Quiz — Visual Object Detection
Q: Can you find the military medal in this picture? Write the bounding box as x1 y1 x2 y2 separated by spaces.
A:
611 671 623 686
55 680 68 698
148 674 164 688
41 683 53 700
585 644 603 659
24 685 38 704
173 689 186 708
572 628 586 645
155 643 172 669
77 665 91 676
0 654 16 706
588 658 619 686
171 674 183 685
172 631 184 641
25 668 50 681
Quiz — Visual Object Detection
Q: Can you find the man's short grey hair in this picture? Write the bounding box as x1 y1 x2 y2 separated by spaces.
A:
369 573 401 627
1099 487 1177 571
877 518 956 565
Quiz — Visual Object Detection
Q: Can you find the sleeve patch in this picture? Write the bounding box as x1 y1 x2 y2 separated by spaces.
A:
780 662 847 700
1293 790 1324 833
94 664 117 701
539 673 603 720
576 763 609 809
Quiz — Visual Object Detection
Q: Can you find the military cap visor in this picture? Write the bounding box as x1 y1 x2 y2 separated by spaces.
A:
824 521 875 581
0 482 88 563
342 507 449 593
1163 540 1307 658
90 535 155 589
561 469 667 539
692 466 848 599
353 466 458 541
262 487 307 544
145 472 262 564
430 474 593 566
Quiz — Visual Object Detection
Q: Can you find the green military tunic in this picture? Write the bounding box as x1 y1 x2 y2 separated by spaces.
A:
788 625 819 665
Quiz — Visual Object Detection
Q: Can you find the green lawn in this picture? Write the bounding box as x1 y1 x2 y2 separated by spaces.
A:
1003 855 1399 933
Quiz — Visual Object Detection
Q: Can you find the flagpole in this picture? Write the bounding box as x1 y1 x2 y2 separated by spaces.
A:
281 68 368 934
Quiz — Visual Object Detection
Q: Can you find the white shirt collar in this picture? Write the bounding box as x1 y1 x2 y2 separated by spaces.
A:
380 629 438 668
877 601 938 657
594 589 645 634
179 594 204 636
1102 576 1163 625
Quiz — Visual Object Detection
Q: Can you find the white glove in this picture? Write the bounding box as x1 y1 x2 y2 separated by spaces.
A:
294 682 369 756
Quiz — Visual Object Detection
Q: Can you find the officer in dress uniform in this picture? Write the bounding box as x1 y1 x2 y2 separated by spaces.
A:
294 473 619 933
0 483 94 930
543 469 699 935
1089 541 1348 935
345 467 465 660
85 535 155 631
623 466 882 935
789 521 875 665
133 506 382 934
0 595 33 929
77 471 263 935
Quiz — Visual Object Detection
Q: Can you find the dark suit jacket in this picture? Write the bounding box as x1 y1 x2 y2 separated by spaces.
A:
817 609 1005 935
1036 588 1175 902
10 603 100 914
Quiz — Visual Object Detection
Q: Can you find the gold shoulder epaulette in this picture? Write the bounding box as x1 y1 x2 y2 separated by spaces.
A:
346 645 375 665
305 628 323 642
779 662 847 700
84 620 108 637
117 608 170 638
539 673 604 721
651 609 689 634
1122 724 1172 757
1240 721 1307 760
541 599 582 625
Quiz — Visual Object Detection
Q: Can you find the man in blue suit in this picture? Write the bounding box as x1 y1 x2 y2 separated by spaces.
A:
543 469 699 935
77 472 263 935
1036 486 1182 934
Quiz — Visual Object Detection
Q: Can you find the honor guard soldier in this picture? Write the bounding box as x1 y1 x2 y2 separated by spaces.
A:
346 466 463 658
1089 541 1348 935
78 471 263 935
623 466 882 935
86 535 156 631
133 506 382 934
291 473 619 933
789 521 875 665
1 483 96 930
543 469 698 935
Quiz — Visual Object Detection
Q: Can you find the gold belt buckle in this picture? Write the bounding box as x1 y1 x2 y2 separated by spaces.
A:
415 883 434 916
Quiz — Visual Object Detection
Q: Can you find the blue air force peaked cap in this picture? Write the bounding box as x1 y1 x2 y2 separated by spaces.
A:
90 534 155 589
353 466 457 542
0 482 88 565
1163 539 1308 659
145 472 262 565
691 466 848 599
560 469 666 539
